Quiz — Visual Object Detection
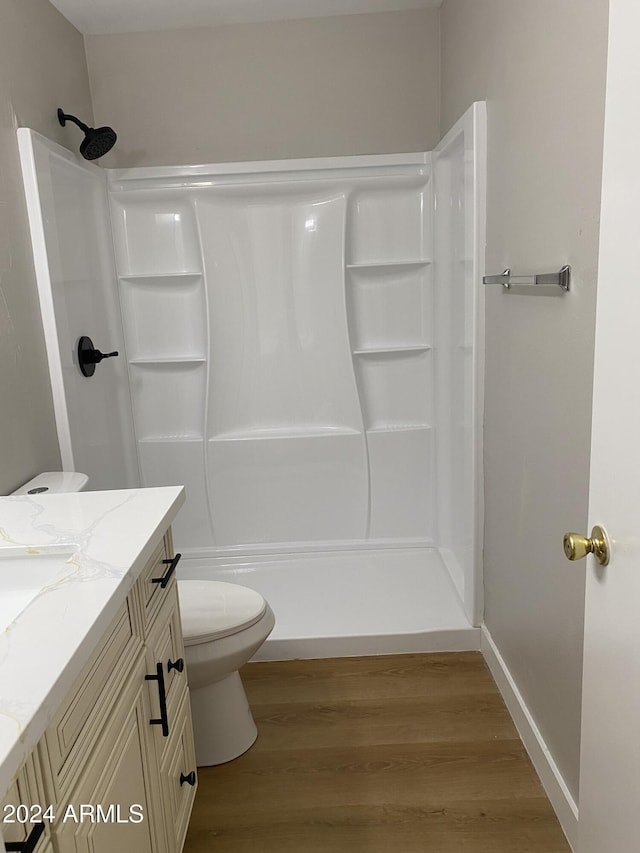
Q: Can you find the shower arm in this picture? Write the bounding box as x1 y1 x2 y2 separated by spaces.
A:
57 109 90 134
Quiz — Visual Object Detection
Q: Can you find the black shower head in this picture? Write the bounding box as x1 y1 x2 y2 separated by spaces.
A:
57 108 117 161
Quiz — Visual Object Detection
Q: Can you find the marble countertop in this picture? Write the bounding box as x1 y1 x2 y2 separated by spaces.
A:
0 486 185 801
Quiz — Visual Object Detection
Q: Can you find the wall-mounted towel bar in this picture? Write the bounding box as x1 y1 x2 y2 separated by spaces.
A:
483 265 570 292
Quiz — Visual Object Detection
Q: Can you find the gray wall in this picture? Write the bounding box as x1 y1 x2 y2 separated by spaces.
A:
441 0 609 799
0 0 93 494
84 9 441 167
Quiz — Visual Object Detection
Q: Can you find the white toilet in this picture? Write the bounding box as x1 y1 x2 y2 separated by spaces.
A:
11 473 275 766
178 580 275 765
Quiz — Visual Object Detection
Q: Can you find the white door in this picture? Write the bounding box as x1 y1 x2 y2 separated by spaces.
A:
577 0 640 849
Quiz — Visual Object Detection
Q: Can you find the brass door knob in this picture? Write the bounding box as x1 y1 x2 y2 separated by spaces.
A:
563 525 611 566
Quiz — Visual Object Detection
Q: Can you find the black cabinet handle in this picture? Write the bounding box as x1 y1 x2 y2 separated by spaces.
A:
151 553 181 589
145 662 169 737
167 657 184 673
5 821 46 852
180 771 196 787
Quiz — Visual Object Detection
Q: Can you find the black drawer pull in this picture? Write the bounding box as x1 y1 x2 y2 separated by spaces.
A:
168 657 184 673
5 821 46 852
180 771 196 787
151 553 181 589
145 662 170 737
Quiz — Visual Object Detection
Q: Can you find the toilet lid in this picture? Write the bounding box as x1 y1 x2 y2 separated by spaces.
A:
178 580 267 645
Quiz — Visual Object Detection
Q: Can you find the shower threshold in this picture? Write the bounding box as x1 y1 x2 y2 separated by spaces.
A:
180 547 481 660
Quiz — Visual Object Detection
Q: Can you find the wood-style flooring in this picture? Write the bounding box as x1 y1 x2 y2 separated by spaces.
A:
184 652 570 852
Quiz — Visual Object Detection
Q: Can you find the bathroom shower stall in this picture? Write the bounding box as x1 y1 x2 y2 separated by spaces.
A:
18 102 485 659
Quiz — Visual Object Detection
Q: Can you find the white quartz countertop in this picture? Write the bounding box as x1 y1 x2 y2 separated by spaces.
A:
0 486 185 800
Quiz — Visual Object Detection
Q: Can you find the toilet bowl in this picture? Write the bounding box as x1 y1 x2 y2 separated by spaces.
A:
178 580 275 765
11 473 276 767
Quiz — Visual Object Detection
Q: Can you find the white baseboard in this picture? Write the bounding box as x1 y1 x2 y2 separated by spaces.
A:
481 626 578 851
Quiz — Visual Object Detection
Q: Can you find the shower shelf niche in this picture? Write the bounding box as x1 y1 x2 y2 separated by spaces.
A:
138 436 203 443
129 360 206 441
209 426 362 441
347 181 430 265
110 193 201 276
118 273 206 362
129 357 206 365
366 424 431 433
117 272 202 281
346 260 431 270
353 345 430 355
346 263 430 352
354 348 432 431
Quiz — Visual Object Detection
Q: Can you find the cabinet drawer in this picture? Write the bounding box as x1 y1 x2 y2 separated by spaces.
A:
44 597 142 798
137 530 178 633
160 689 197 853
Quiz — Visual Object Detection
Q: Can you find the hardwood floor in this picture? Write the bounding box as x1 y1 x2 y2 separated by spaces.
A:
184 653 571 852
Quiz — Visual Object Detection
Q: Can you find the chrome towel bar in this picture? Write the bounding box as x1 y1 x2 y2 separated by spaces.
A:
483 265 570 292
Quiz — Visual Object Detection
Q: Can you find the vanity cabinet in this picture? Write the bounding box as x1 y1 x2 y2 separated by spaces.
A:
1 527 197 853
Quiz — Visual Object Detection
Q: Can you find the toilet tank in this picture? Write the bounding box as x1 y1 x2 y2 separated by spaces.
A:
11 472 89 495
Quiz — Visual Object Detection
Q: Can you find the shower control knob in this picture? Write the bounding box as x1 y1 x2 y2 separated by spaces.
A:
78 335 119 377
90 350 118 362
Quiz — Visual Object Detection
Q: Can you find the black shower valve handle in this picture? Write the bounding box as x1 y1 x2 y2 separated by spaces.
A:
87 348 119 364
78 335 119 377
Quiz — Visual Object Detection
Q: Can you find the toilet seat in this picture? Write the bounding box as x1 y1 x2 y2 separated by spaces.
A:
178 580 267 646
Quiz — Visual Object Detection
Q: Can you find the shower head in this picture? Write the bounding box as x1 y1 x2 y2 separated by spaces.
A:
57 108 117 161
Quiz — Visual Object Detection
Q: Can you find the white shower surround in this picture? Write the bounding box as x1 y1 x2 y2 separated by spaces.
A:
17 102 485 659
109 154 437 553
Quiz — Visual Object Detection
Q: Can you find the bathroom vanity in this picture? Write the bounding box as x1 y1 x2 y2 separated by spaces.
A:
0 486 196 853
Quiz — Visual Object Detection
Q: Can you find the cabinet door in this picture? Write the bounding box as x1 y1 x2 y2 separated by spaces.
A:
144 583 189 766
0 756 51 852
160 689 197 853
44 597 141 802
53 660 167 853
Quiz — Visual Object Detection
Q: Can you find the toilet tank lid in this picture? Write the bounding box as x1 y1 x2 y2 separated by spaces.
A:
11 472 89 495
178 580 267 644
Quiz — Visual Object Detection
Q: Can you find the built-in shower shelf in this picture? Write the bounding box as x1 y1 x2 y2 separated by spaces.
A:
366 424 432 434
346 260 431 272
209 426 362 441
118 272 202 282
129 357 206 365
353 345 431 356
138 436 204 443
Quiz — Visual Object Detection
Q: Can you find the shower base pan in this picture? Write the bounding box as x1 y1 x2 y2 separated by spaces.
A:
179 548 481 660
